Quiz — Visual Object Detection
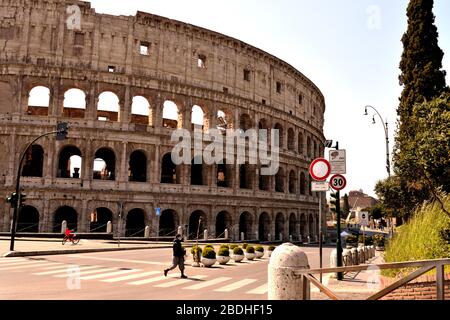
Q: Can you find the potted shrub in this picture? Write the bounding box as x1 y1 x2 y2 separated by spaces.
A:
242 243 248 250
217 247 231 265
345 235 358 247
268 245 276 257
191 245 202 262
201 247 217 267
245 246 256 261
373 234 385 251
219 244 230 250
231 247 245 263
204 244 214 250
255 246 264 258
229 244 238 250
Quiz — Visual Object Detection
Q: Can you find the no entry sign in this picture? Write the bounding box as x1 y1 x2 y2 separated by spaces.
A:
309 158 331 181
329 174 347 191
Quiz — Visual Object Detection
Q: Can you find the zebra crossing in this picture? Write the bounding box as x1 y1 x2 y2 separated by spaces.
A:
0 257 268 296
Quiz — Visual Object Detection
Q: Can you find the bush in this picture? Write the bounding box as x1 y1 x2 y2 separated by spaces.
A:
358 235 373 246
246 246 255 254
255 246 264 252
242 243 248 249
373 234 385 247
202 247 216 259
218 248 230 257
345 235 358 243
229 244 238 250
268 245 276 251
203 244 214 250
220 244 230 250
191 245 202 255
233 247 244 255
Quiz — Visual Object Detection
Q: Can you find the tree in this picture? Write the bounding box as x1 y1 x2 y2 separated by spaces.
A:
342 194 350 216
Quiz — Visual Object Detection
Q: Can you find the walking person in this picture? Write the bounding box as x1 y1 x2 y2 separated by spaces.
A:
164 234 188 279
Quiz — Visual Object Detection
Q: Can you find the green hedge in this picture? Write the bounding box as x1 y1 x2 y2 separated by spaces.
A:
202 247 216 259
233 247 244 255
246 246 255 254
218 248 230 257
268 245 276 251
255 246 264 252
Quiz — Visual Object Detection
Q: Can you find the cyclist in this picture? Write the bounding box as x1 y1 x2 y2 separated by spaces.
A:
65 228 75 241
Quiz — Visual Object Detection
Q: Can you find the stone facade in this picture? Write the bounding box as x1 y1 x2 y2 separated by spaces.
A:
0 0 326 240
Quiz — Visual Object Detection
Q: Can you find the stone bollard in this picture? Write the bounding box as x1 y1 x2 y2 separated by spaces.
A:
268 243 310 300
279 233 283 242
364 246 370 261
241 232 245 241
204 229 208 240
106 221 112 234
144 226 150 238
371 246 376 258
61 220 67 234
178 226 183 237
289 235 293 243
351 248 359 266
224 229 229 239
329 249 337 268
268 234 271 242
343 249 352 266
357 247 365 264
298 235 302 243
307 236 311 244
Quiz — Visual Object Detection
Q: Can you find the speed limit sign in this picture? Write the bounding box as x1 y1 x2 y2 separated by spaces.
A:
329 174 347 191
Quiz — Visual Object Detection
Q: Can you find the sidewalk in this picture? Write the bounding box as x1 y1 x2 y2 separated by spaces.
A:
311 252 385 300
0 236 176 257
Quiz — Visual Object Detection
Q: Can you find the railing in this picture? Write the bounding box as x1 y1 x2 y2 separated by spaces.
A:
159 229 178 238
126 228 146 238
89 223 108 233
16 223 39 232
293 258 450 300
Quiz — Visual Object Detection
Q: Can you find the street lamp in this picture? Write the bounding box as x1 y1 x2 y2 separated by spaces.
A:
364 106 391 177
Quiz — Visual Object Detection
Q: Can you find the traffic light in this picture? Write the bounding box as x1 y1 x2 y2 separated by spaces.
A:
5 192 18 208
330 192 339 214
56 122 69 141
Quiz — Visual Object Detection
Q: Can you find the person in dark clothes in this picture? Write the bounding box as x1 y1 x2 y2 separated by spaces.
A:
164 234 187 279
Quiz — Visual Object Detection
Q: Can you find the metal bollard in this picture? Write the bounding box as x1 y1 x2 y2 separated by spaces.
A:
61 220 67 234
268 243 310 300
144 226 150 238
106 221 112 234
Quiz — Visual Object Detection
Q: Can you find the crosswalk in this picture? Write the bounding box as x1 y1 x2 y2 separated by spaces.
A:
0 257 268 296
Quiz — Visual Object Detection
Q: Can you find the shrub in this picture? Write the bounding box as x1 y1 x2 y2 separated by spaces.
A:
233 247 244 255
202 247 216 259
268 245 276 251
218 248 230 257
191 245 202 255
373 234 385 247
203 244 214 250
220 244 229 250
246 246 255 254
229 244 238 250
242 243 248 249
255 246 264 252
358 235 373 245
345 235 358 243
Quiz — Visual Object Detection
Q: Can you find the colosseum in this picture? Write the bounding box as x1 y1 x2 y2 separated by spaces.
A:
0 0 326 242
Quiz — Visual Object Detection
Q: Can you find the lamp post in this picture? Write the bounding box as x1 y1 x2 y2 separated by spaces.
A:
364 106 391 177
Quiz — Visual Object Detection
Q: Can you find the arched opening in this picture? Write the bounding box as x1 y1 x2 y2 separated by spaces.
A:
275 213 285 241
163 100 180 129
161 153 179 184
191 156 204 186
289 170 296 194
125 209 146 237
239 212 253 240
288 128 295 151
93 148 115 180
307 136 312 158
27 86 49 116
63 88 86 118
159 209 179 237
129 150 147 182
131 96 152 125
188 210 207 240
53 206 78 232
259 166 271 191
275 167 285 193
217 109 233 133
97 91 120 122
191 105 205 130
298 132 304 154
17 206 39 233
300 172 306 195
217 161 231 188
239 164 253 189
258 212 271 241
22 145 44 177
57 146 82 179
274 123 284 148
289 213 297 240
239 114 252 131
300 214 307 239
314 141 318 158
309 214 315 237
215 211 232 238
90 207 113 232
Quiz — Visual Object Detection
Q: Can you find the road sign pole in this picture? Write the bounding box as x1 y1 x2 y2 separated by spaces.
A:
319 193 323 283
334 142 343 280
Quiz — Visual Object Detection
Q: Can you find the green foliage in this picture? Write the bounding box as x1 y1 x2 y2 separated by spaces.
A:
384 195 450 277
218 248 230 257
203 244 214 250
242 243 248 249
202 247 216 259
229 244 238 250
191 245 202 255
373 234 385 247
219 244 230 250
268 245 276 251
246 246 255 254
345 235 358 243
359 235 373 246
370 204 384 220
255 246 264 253
233 247 244 255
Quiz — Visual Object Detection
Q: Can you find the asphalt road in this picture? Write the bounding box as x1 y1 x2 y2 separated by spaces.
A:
0 245 333 300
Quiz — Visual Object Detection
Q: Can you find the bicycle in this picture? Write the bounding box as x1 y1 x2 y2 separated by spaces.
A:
62 234 80 245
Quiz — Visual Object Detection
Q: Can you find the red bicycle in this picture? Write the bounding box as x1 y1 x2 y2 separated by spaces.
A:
62 233 80 245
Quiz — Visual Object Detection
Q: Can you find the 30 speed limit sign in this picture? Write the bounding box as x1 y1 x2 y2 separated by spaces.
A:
329 174 347 191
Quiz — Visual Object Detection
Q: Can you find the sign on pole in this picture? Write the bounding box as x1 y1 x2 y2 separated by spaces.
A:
156 207 161 217
358 212 369 227
329 174 347 191
311 181 329 192
329 150 346 174
309 158 331 181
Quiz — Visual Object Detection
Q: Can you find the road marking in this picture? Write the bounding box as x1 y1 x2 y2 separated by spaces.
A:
0 262 51 271
246 284 268 295
79 269 139 280
102 271 160 283
214 279 258 292
0 258 26 264
72 255 166 266
0 260 48 268
34 265 99 275
54 268 116 278
128 276 168 286
183 277 232 290
154 275 208 288
38 263 67 270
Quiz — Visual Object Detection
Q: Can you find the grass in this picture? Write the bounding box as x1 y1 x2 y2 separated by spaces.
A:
383 194 450 278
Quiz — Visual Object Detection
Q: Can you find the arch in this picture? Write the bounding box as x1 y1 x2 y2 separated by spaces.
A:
309 214 315 237
289 213 297 239
97 91 120 122
239 164 254 189
217 109 233 132
288 170 296 194
275 213 285 241
131 96 152 125
17 206 40 233
307 136 312 158
215 211 232 238
93 148 116 180
191 105 205 127
300 172 306 195
275 167 285 193
90 207 113 232
125 209 146 237
274 123 284 148
22 145 44 177
300 214 307 239
288 128 295 151
163 100 180 129
239 113 252 131
258 212 271 241
188 210 208 240
314 141 318 158
159 209 179 237
191 156 204 186
259 166 271 191
63 88 86 118
53 206 78 232
129 150 147 182
161 153 179 184
239 212 253 241
217 161 231 188
258 118 268 130
298 132 304 154
57 146 82 179
27 86 49 116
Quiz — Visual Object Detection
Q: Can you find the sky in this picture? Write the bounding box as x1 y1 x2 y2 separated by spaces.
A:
87 0 450 198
